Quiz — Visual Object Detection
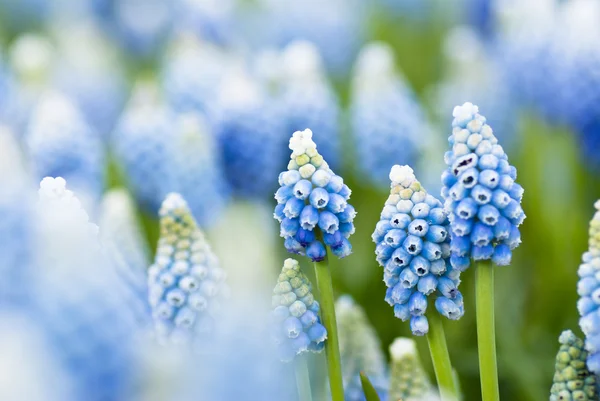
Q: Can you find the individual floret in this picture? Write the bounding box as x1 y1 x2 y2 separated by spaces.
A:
441 102 525 269
274 129 355 261
373 165 464 335
147 193 227 345
271 258 327 362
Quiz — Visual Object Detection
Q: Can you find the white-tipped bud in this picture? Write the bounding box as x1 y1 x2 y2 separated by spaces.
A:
389 165 416 188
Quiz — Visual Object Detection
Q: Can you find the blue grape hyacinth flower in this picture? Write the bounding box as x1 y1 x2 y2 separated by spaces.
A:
351 42 429 187
212 68 286 198
274 129 355 262
25 93 105 207
550 330 597 401
271 258 327 362
279 41 341 170
577 200 600 374
148 193 228 345
336 295 388 401
113 87 229 226
441 102 525 269
373 165 464 336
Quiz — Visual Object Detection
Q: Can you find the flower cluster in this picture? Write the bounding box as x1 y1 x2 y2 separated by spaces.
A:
336 295 387 401
274 129 355 261
550 330 597 401
578 200 600 373
113 89 229 226
271 258 327 362
148 193 227 344
350 42 428 187
441 102 525 268
388 338 439 401
373 165 464 335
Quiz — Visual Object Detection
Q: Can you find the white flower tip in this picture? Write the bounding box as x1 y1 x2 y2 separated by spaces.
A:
558 330 576 345
283 258 299 269
39 176 68 199
594 199 600 212
389 337 417 360
289 129 317 156
162 193 189 212
282 40 322 78
389 165 416 187
9 33 54 78
452 102 479 121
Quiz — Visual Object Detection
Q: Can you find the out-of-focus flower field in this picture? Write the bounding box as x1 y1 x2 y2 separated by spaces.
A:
0 0 599 400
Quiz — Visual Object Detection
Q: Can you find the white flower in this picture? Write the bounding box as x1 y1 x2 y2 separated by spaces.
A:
389 165 416 187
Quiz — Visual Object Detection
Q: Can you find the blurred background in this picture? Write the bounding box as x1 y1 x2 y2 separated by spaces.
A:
0 0 599 400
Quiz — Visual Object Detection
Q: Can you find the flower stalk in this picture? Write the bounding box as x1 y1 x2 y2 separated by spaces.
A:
475 260 499 401
313 246 344 401
426 312 458 401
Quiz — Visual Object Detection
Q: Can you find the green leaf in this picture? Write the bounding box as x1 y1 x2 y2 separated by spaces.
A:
360 372 382 401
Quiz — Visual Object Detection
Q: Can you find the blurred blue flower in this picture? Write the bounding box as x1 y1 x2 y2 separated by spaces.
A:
578 200 600 374
441 102 525 269
113 87 229 226
211 68 286 198
274 129 355 261
262 0 366 76
271 258 327 362
174 0 235 45
279 41 341 170
148 193 228 345
33 177 143 401
162 35 228 115
90 0 173 57
53 24 127 136
373 165 464 336
336 295 388 401
550 330 597 401
433 26 517 149
0 128 34 305
351 42 429 187
25 93 105 207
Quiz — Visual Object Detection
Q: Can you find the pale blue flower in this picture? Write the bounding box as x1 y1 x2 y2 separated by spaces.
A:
441 102 525 269
373 165 464 336
271 258 326 362
275 129 355 261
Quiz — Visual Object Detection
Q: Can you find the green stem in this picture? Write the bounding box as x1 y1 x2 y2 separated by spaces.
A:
426 312 459 401
313 250 344 401
475 260 500 401
294 356 313 401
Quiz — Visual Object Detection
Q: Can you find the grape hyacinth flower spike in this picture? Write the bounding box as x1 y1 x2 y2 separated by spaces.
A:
373 165 464 334
372 164 460 401
274 128 354 401
550 330 597 401
271 258 326 401
274 128 355 261
442 102 525 401
578 200 600 374
271 258 326 362
148 193 227 346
